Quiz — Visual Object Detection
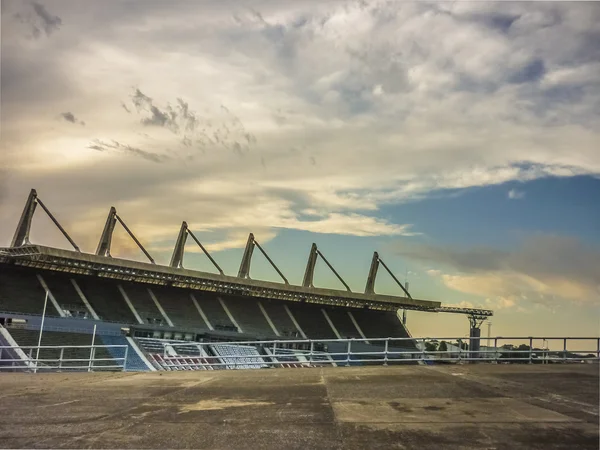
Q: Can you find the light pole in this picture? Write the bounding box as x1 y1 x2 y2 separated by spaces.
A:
403 280 409 325
35 290 49 373
486 321 492 360
88 324 97 372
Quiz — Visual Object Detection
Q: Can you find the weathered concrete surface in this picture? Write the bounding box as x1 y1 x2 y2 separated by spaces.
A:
0 364 598 449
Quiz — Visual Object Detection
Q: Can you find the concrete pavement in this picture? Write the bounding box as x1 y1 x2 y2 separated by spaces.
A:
0 364 598 449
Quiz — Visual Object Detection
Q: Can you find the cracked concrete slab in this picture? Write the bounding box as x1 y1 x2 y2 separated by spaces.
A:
0 364 597 449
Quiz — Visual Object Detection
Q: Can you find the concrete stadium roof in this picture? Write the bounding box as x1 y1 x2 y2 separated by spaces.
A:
0 244 447 312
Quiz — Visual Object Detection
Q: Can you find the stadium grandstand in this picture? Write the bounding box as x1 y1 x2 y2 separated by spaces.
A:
0 189 495 372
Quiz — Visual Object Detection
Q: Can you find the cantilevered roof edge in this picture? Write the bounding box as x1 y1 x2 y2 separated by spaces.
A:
0 245 441 309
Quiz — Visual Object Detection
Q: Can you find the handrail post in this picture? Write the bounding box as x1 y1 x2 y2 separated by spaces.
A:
88 346 95 372
458 339 462 364
272 341 277 367
309 341 314 366
35 290 49 374
597 338 600 361
383 339 389 366
89 324 97 372
123 345 129 372
529 337 533 364
494 337 498 363
59 348 64 371
346 340 351 367
563 338 567 362
421 338 426 362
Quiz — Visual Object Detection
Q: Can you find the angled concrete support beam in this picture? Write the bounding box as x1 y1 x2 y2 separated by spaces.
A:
11 189 38 247
218 297 243 333
258 301 280 336
347 311 369 344
190 293 214 330
170 221 224 274
96 207 155 264
366 252 412 298
364 252 380 295
96 207 117 257
70 278 99 320
302 243 318 288
237 233 288 284
254 240 289 284
318 246 351 292
35 198 81 252
115 214 155 264
36 274 66 318
117 284 144 325
11 188 80 251
322 309 341 339
187 228 224 275
170 221 189 268
302 243 351 292
237 233 256 278
284 305 307 339
148 288 174 327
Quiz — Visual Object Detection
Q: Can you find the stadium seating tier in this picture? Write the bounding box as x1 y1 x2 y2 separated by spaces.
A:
75 276 137 323
149 286 209 330
288 304 337 339
325 308 363 338
219 296 274 337
0 265 48 315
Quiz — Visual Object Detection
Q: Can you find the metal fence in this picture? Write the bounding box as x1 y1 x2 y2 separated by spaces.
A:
160 336 600 369
0 344 128 372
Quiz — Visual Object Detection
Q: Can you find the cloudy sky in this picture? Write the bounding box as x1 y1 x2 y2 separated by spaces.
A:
1 1 599 338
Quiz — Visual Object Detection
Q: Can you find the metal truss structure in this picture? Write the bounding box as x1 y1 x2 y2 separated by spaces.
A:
2 189 493 318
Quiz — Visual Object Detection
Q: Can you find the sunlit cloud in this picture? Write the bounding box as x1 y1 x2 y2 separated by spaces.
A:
398 236 600 307
1 0 598 257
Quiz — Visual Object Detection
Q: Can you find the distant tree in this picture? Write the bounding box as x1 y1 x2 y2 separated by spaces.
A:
438 341 448 352
425 342 438 352
517 344 531 360
499 344 531 362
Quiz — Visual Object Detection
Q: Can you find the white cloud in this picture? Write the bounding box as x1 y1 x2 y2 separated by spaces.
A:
151 228 277 256
541 62 600 88
1 0 599 254
508 188 525 199
401 236 600 308
441 272 597 310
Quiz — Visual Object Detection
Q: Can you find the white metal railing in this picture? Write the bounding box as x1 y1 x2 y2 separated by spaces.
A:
0 344 128 372
159 336 600 370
